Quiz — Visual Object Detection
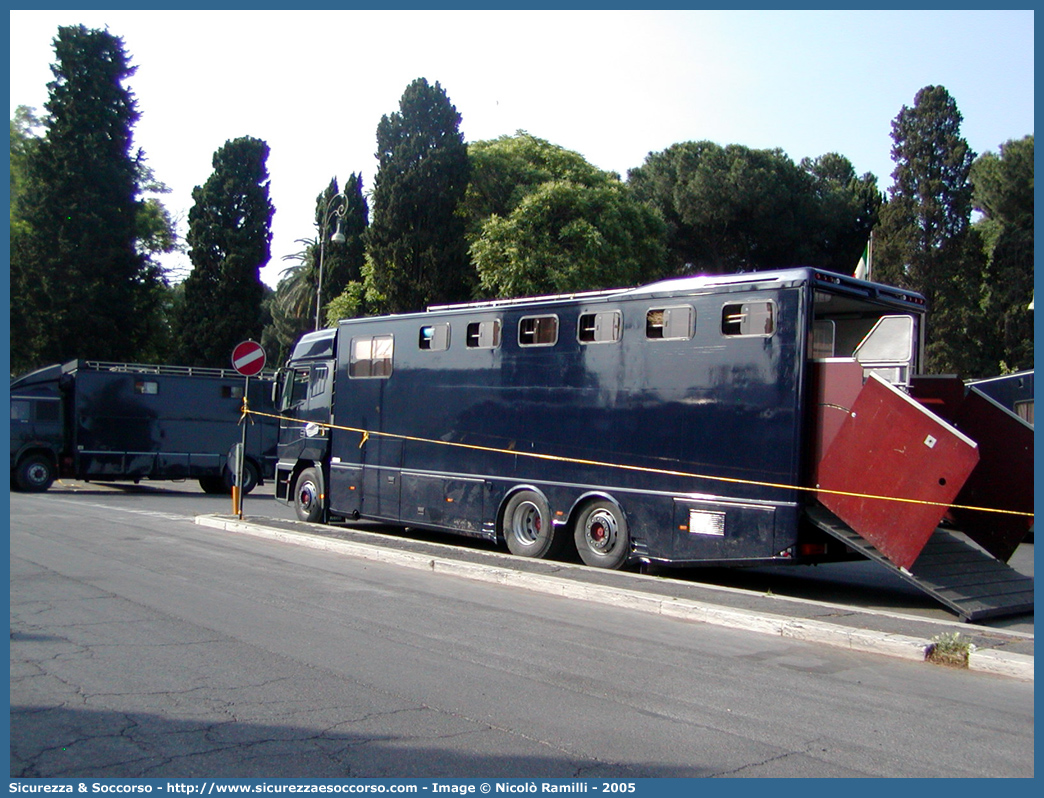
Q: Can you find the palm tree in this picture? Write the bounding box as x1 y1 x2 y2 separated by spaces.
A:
268 239 320 356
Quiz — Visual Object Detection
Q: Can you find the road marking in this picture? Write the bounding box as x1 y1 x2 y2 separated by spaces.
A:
39 496 193 523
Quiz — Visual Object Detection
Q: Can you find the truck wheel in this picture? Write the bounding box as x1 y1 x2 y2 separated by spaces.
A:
502 490 560 559
294 468 324 523
241 461 260 494
223 461 260 495
574 499 629 569
16 455 55 493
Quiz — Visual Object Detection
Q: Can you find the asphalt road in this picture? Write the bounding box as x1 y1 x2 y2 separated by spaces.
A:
8 484 1035 778
32 478 1036 632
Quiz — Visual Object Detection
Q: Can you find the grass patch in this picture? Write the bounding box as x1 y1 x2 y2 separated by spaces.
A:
928 632 973 668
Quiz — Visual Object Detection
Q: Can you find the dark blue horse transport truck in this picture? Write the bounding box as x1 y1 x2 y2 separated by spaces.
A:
10 360 278 495
268 267 1033 621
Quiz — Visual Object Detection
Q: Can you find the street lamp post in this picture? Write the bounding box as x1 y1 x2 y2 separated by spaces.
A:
315 192 348 330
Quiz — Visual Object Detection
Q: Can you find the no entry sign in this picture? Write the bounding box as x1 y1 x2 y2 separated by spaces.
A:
231 340 266 377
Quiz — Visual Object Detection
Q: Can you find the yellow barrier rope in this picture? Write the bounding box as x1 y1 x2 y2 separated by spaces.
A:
246 408 1034 519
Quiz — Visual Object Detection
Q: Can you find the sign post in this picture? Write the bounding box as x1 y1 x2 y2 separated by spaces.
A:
231 340 266 518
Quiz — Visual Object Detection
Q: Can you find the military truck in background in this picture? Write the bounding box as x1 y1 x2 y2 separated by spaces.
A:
10 360 278 494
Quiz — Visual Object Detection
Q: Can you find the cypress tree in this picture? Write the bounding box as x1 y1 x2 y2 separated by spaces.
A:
872 86 985 375
308 173 368 320
326 172 368 296
174 136 273 367
365 78 472 313
13 25 163 370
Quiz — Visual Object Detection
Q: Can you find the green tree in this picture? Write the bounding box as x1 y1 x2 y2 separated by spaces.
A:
463 131 615 224
9 105 42 238
276 179 350 340
971 135 1034 373
872 85 985 375
316 173 371 327
627 141 879 276
464 133 665 297
305 174 368 323
11 26 167 374
9 106 44 372
259 286 292 368
325 276 376 326
365 78 472 313
173 136 274 367
264 254 317 365
135 163 179 260
323 173 368 300
265 173 369 358
800 153 883 273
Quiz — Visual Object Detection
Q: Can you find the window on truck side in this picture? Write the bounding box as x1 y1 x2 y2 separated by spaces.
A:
721 301 776 337
466 319 501 349
350 335 394 378
419 323 451 351
518 315 559 346
578 310 622 344
646 306 695 340
11 400 30 422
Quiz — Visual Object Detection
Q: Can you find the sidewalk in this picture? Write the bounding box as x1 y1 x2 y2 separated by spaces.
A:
196 513 1034 681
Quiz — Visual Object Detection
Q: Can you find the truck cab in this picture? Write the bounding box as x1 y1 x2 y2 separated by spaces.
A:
273 328 337 515
10 364 66 491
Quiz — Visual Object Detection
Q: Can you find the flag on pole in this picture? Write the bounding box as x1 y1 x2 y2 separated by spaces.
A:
854 232 873 281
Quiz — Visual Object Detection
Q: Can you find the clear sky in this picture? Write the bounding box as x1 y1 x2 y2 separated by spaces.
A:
8 8 1035 289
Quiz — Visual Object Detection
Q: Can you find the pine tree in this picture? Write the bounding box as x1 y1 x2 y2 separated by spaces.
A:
174 136 273 368
971 136 1034 373
12 26 164 372
365 78 472 313
872 86 985 375
627 142 878 276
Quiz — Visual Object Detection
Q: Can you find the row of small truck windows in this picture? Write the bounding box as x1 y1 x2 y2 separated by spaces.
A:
349 301 775 378
438 301 775 350
133 382 245 398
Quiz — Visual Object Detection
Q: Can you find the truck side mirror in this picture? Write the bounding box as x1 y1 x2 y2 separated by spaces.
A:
271 373 282 407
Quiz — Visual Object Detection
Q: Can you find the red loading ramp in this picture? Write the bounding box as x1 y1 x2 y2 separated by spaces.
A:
815 373 979 571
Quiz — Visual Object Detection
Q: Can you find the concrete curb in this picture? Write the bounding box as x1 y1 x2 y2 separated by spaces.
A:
968 648 1035 679
195 514 1032 681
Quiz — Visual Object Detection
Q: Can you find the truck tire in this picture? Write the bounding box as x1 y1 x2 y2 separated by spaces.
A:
241 461 260 494
15 454 56 493
502 489 560 559
224 460 260 495
574 499 630 569
294 467 324 523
